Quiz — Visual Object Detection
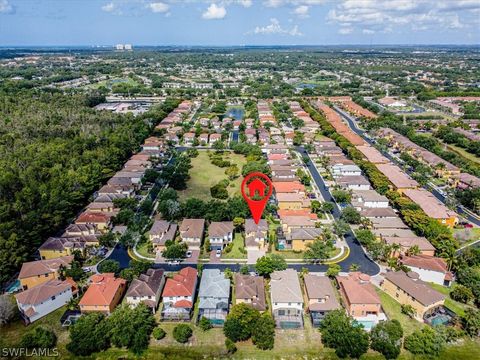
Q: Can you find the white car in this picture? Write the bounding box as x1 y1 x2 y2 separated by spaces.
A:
215 249 222 258
186 251 192 258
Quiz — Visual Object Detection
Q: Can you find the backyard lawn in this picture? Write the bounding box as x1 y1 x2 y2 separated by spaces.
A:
178 151 247 201
222 233 247 259
375 287 423 336
428 282 475 317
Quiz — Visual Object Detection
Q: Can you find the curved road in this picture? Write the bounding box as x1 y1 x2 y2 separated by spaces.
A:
106 143 381 275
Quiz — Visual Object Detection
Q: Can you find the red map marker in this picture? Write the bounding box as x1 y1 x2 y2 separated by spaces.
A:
241 172 273 224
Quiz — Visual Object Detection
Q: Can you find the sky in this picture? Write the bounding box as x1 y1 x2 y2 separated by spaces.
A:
0 0 479 46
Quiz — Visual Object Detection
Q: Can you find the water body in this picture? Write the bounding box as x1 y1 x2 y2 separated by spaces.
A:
225 106 244 120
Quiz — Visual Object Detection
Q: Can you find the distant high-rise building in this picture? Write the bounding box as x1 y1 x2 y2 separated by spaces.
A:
115 44 124 50
124 44 132 50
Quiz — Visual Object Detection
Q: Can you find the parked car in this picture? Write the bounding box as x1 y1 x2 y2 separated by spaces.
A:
215 249 221 258
186 251 192 258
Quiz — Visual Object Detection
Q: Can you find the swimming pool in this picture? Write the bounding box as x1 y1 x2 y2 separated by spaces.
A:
356 320 375 331
430 314 451 326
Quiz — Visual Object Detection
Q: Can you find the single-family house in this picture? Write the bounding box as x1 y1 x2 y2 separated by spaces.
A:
381 271 446 320
148 220 177 252
208 221 234 250
234 274 266 312
336 175 371 191
18 256 74 290
245 219 268 250
79 273 127 314
400 255 454 286
198 269 230 325
352 190 389 209
162 267 198 320
179 219 205 250
270 269 304 329
283 227 322 251
304 274 341 326
383 237 436 258
336 272 386 330
125 269 165 313
16 279 76 324
331 164 362 177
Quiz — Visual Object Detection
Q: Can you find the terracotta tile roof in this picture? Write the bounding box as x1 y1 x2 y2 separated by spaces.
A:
376 164 419 189
273 181 305 193
174 299 193 308
76 211 112 224
162 267 197 297
400 255 448 273
79 273 126 307
336 272 380 305
403 189 458 220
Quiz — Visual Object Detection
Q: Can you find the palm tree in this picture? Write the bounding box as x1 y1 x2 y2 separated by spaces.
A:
406 245 420 257
387 257 399 270
349 263 360 272
390 243 402 257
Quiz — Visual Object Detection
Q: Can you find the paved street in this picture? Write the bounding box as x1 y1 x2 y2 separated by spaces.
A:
333 106 480 227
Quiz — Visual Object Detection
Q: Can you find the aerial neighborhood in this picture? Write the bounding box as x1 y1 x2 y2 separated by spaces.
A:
1 44 480 359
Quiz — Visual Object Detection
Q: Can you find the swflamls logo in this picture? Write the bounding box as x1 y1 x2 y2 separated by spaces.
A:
1 348 59 358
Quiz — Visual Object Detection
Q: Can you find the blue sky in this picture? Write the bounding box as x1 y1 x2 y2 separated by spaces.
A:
0 0 479 46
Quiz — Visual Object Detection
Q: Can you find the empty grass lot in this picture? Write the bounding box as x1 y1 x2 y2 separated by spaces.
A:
178 151 247 201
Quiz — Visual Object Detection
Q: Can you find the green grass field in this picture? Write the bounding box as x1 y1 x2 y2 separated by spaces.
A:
178 151 247 201
2 302 480 360
375 288 423 336
445 143 480 165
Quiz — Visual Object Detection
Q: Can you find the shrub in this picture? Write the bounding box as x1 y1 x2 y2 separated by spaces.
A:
225 338 237 354
173 324 193 343
451 284 474 304
19 327 57 349
252 314 275 350
404 326 445 356
152 327 166 340
199 316 213 331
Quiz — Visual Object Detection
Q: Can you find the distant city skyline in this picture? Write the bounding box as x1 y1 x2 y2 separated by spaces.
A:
1 0 479 46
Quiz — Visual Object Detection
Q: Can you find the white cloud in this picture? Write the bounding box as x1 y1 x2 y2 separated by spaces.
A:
252 18 303 36
362 29 375 34
264 0 325 7
293 5 309 18
148 2 170 13
202 3 227 20
101 2 115 13
238 0 253 8
339 27 353 34
327 0 479 33
0 0 13 14
263 0 284 7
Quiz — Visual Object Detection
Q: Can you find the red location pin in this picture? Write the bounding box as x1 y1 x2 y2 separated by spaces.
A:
241 172 273 224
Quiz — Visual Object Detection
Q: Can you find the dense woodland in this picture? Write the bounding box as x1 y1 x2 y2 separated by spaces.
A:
0 87 179 283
